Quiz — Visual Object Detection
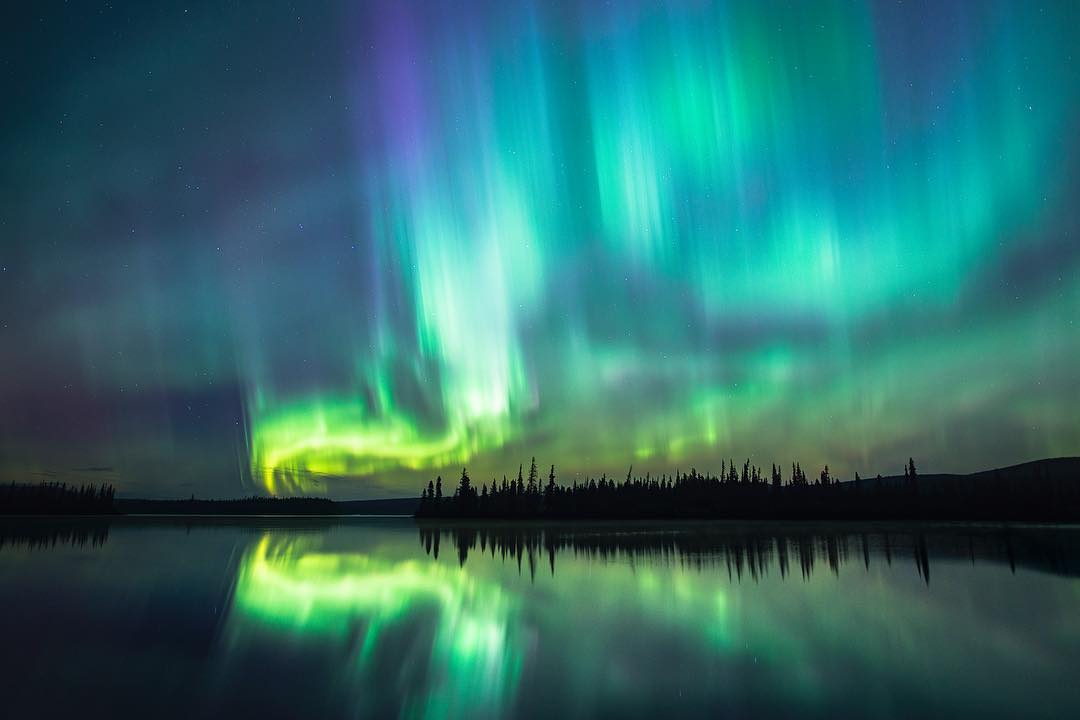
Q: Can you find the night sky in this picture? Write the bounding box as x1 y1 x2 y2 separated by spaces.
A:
1 1 1078 499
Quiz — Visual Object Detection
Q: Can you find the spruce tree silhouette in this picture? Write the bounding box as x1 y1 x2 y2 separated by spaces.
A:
527 457 539 498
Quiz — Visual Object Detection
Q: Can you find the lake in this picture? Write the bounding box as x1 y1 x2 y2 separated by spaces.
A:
1 518 1078 718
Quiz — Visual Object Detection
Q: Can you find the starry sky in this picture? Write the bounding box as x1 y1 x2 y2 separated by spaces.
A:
1 1 1078 499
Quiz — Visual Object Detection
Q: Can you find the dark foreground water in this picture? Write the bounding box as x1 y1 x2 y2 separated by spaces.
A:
1 519 1079 719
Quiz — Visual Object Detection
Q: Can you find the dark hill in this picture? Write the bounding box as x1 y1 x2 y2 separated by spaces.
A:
857 457 1080 496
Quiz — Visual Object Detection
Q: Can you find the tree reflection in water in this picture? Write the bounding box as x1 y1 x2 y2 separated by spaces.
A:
419 522 1080 584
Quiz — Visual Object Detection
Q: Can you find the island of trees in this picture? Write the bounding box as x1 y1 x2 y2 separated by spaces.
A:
0 482 418 515
0 481 117 515
416 456 1080 522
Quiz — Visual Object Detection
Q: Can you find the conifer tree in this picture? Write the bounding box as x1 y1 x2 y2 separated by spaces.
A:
527 457 539 496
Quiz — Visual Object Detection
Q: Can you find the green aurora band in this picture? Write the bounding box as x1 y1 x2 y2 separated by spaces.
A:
2 1 1078 497
248 1 1080 494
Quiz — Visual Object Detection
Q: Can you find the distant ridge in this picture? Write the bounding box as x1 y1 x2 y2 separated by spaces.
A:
860 456 1080 491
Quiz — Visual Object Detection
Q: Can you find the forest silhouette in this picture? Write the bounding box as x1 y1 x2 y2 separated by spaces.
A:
417 456 1080 521
3 457 1078 521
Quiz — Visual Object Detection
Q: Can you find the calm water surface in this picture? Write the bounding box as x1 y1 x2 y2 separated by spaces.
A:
1 518 1078 719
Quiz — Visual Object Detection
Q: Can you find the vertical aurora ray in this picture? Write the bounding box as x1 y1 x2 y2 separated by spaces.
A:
232 0 1080 495
247 4 561 492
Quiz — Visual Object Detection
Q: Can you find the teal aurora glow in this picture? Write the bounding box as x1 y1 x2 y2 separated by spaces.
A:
1 1 1078 497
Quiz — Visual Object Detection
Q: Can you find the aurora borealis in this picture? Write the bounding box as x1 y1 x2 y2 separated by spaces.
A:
2 1 1079 498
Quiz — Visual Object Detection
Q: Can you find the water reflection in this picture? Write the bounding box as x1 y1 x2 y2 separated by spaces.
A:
0 519 110 550
231 534 521 717
417 522 1080 584
219 522 1080 718
1 520 1079 718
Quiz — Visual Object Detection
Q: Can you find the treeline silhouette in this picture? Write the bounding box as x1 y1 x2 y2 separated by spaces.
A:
117 496 339 515
117 496 423 515
417 456 1080 521
418 523 1080 584
0 481 116 515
